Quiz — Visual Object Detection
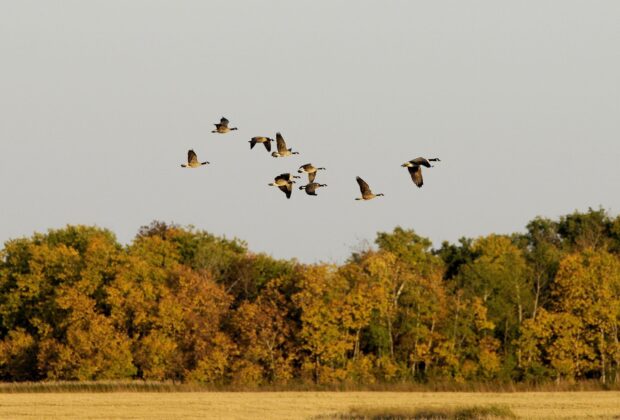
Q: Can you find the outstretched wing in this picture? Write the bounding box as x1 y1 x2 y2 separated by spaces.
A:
308 172 316 183
356 176 372 195
188 149 198 164
278 182 293 199
250 138 257 149
411 157 431 168
408 165 424 187
275 173 291 183
276 132 287 153
263 140 272 152
219 117 230 128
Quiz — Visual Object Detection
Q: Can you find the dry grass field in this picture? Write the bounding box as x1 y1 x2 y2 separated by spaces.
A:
0 391 618 419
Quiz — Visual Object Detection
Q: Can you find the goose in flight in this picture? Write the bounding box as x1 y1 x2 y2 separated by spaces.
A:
355 176 384 200
298 163 326 183
271 133 299 157
249 136 274 152
181 150 209 168
299 182 327 196
269 173 298 199
211 117 238 134
401 157 440 188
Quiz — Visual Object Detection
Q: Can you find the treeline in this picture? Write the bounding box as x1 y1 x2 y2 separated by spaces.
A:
0 209 619 385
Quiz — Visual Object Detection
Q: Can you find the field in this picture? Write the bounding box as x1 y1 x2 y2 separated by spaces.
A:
0 391 618 419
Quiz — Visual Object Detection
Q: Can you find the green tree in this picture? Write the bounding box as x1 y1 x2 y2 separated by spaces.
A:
455 235 531 371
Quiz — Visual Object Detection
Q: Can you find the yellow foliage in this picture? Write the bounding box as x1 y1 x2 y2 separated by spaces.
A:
375 355 399 381
478 337 501 378
133 331 180 380
186 333 237 385
230 360 264 386
0 329 37 380
346 355 376 384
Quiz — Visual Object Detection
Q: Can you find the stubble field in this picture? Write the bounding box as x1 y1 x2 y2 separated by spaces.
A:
0 391 619 419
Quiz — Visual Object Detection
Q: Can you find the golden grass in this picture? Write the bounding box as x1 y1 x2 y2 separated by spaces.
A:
0 392 618 419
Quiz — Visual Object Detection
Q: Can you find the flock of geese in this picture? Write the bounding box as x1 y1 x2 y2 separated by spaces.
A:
181 117 441 200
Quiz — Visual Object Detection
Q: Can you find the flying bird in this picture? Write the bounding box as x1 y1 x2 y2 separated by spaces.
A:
355 176 384 200
211 117 238 134
299 182 327 196
401 157 441 188
268 173 299 199
298 163 326 183
271 133 299 157
181 150 209 168
249 136 274 152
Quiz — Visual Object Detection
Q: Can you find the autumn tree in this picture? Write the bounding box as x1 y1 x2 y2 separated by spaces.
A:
519 250 620 383
231 277 296 385
1 212 619 385
454 235 531 373
293 264 352 384
0 226 132 380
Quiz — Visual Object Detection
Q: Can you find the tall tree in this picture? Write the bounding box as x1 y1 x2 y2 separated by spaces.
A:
455 235 532 368
293 264 351 384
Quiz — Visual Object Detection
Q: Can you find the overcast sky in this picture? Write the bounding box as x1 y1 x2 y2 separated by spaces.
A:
1 1 619 263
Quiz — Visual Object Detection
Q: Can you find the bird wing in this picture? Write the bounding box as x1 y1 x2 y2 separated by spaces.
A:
279 182 293 199
264 140 272 152
411 157 431 167
219 117 229 128
408 165 424 187
299 163 311 171
188 150 198 164
356 176 372 195
250 138 257 149
275 173 290 183
308 172 316 183
276 133 287 153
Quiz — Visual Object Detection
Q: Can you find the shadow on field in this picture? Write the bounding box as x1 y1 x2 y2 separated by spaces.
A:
313 404 516 420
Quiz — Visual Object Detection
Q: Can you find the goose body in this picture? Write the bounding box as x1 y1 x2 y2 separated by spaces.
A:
271 133 299 157
355 176 384 200
250 136 274 152
401 157 440 188
268 173 299 199
299 182 327 196
181 150 209 168
212 117 238 134
298 163 326 183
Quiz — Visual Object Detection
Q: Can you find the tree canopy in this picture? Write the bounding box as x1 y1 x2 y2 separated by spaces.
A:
1 209 619 385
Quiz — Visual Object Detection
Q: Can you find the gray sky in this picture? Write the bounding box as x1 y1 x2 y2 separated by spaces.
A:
1 1 619 263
